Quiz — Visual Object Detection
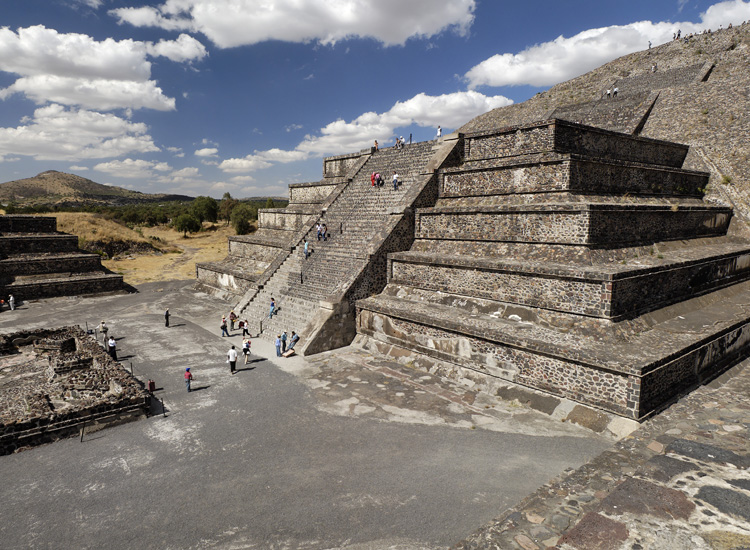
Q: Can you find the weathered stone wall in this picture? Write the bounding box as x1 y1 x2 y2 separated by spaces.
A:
195 265 256 295
442 157 707 198
8 274 125 301
323 151 367 179
0 254 103 276
465 121 688 168
0 215 57 233
289 183 338 204
415 205 731 245
228 239 285 263
0 235 79 255
257 210 314 231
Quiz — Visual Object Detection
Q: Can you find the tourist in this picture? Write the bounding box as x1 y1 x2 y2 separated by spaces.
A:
275 334 282 357
392 171 399 190
164 308 170 327
374 139 378 150
289 331 300 350
613 86 619 97
371 172 376 187
395 136 401 149
437 125 442 138
227 345 238 375
400 136 406 147
221 316 229 337
375 172 383 187
229 310 237 330
322 224 328 241
269 297 276 318
242 319 250 337
606 88 611 98
304 239 309 259
107 336 117 361
99 320 108 342
317 222 323 241
184 368 193 392
242 338 251 364
648 40 652 49
8 294 15 311
281 331 288 353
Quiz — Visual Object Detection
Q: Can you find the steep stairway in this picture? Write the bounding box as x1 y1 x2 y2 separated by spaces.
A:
240 139 449 345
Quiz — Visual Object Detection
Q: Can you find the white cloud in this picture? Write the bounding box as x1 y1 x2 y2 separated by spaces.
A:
0 104 159 161
297 91 512 155
147 33 208 63
0 25 203 111
1 75 175 111
111 0 476 48
69 165 89 171
195 147 218 157
465 0 750 88
95 158 172 178
285 123 303 132
219 90 511 173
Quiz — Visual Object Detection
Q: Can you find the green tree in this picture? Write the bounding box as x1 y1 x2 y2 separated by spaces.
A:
264 197 275 209
191 196 218 223
219 192 239 226
173 213 201 237
230 204 256 235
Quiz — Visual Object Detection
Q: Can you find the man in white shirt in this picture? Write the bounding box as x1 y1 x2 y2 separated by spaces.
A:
227 345 238 375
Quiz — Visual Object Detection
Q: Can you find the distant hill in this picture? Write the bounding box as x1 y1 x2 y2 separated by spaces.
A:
0 171 194 206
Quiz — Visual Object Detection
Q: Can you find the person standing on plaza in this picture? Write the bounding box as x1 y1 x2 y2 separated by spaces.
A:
242 338 251 364
221 316 229 337
164 308 170 327
99 320 108 343
281 331 288 353
227 345 238 375
184 368 193 392
107 336 117 361
275 334 282 357
289 331 300 350
8 294 15 311
242 319 249 337
229 310 237 330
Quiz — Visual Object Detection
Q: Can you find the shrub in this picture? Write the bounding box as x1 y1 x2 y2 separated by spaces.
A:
231 204 257 235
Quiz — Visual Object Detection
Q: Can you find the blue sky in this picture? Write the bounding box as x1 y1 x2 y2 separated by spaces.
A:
1 0 749 198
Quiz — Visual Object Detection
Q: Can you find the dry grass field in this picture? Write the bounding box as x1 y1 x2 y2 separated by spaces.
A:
47 212 234 285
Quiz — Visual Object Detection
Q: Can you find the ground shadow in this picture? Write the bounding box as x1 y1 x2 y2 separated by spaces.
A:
190 385 210 392
148 394 169 416
169 323 186 328
235 367 256 373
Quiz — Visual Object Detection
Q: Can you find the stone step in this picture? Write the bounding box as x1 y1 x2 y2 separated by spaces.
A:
0 234 79 255
465 119 688 168
442 152 708 199
389 241 750 320
414 203 732 246
355 279 750 419
0 253 103 277
4 273 125 300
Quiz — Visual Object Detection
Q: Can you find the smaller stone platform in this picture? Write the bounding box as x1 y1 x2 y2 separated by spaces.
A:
0 326 149 455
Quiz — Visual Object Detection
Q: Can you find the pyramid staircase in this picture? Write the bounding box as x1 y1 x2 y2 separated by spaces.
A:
0 215 126 304
355 119 750 420
237 138 461 353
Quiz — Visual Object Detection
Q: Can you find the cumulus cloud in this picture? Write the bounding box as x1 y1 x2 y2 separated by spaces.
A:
297 91 512 155
0 104 159 161
111 0 476 48
0 25 204 111
465 0 750 88
195 147 218 157
219 90 511 173
95 158 172 178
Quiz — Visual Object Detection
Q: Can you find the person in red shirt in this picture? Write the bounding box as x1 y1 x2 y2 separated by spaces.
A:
184 368 193 392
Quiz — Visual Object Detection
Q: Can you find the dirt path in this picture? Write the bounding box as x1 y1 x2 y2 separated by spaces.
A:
103 225 232 285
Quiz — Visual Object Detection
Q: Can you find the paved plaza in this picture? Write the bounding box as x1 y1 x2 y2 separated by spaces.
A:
0 281 611 550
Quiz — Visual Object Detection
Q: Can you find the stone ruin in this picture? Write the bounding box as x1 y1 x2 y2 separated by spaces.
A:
0 326 149 455
0 215 127 306
197 117 750 422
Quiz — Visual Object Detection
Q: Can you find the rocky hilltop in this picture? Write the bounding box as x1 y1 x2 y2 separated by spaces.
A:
0 170 193 206
461 22 750 227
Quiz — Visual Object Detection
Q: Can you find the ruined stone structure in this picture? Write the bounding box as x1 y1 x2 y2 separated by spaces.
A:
0 326 149 455
0 215 126 304
198 25 750 419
